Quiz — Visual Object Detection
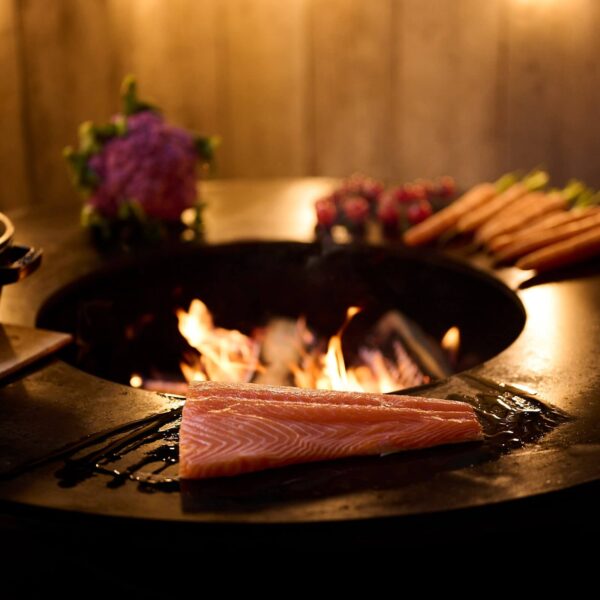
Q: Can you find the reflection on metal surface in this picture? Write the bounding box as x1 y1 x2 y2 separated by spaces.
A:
495 278 600 415
202 178 337 243
519 284 564 374
285 179 334 238
48 387 568 497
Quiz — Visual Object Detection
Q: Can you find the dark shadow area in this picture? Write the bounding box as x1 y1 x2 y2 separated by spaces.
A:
518 256 600 289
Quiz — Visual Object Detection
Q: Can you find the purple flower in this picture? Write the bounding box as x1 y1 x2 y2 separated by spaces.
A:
88 112 199 221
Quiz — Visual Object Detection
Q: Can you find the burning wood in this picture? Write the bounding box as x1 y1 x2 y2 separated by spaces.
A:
176 299 261 383
163 298 460 394
252 318 303 386
287 307 429 392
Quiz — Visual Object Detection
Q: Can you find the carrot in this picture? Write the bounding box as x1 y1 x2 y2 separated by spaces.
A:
516 226 600 271
403 182 496 246
481 190 546 224
488 206 600 254
495 211 600 264
455 171 549 234
488 210 569 253
455 182 527 234
573 188 600 210
476 191 568 246
480 181 585 247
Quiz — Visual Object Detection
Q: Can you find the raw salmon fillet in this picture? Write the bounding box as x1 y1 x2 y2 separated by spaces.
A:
179 382 483 479
186 381 469 412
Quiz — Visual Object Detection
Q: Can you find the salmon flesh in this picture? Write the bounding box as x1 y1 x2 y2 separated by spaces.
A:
179 381 483 479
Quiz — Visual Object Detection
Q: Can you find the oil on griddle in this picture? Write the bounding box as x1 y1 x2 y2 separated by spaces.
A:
53 381 569 504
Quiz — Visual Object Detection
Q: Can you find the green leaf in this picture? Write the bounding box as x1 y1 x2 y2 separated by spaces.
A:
63 146 99 193
80 204 95 227
494 172 519 193
561 179 586 203
117 201 134 220
93 122 120 142
573 189 600 208
81 205 111 238
194 135 220 162
114 115 127 136
522 169 549 192
78 121 101 155
121 74 158 116
127 199 147 222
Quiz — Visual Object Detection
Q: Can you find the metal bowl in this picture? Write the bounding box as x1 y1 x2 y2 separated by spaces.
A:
0 212 42 303
0 212 15 255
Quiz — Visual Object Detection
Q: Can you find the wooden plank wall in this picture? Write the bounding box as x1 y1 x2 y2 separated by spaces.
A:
17 0 118 208
0 0 30 209
1 0 599 209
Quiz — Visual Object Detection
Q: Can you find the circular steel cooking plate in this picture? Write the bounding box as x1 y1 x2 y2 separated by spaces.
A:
2 241 599 533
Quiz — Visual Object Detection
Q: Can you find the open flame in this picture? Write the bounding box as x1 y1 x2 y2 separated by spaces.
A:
441 325 461 365
319 306 362 390
288 306 425 393
129 374 143 388
176 299 261 384
173 299 447 394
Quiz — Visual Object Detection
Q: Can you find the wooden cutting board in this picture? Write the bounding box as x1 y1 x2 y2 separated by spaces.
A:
0 323 72 381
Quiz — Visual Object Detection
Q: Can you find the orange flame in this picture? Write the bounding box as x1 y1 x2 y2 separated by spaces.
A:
177 299 261 383
129 374 143 388
289 306 425 393
321 306 362 391
441 326 460 364
176 298 428 393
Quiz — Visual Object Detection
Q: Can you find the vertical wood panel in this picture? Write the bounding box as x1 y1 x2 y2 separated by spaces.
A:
561 0 600 187
220 0 309 176
107 0 221 142
0 0 30 209
507 0 600 187
19 0 117 205
507 0 570 181
2 0 600 208
395 0 505 186
311 0 393 179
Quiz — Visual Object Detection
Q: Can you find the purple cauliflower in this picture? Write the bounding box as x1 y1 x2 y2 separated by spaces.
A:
65 77 217 242
88 112 199 221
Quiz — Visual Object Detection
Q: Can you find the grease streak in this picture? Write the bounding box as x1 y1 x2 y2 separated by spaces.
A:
53 387 569 492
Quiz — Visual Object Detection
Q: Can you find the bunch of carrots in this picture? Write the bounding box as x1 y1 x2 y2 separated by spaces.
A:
403 170 600 272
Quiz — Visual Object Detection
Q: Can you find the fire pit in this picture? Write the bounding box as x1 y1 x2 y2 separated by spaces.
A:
36 241 526 392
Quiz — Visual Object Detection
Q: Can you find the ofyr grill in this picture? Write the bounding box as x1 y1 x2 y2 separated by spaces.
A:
1 182 600 560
